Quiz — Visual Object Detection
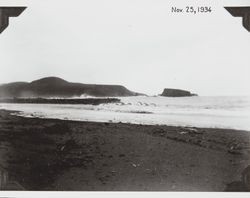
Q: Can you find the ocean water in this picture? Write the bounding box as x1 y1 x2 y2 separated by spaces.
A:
1 96 250 131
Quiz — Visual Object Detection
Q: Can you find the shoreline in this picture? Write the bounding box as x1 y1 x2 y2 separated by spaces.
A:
2 106 250 132
0 98 120 105
7 108 250 134
0 109 250 191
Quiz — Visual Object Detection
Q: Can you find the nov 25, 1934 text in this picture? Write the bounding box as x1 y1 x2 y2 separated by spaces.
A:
171 6 212 14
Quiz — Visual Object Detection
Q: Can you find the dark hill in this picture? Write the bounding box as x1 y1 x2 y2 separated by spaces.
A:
0 77 142 98
30 77 69 86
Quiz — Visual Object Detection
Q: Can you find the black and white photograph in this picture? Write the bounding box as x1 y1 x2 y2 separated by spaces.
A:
0 0 250 196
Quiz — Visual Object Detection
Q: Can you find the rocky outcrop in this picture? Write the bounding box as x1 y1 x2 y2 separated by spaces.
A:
161 88 197 97
0 77 143 98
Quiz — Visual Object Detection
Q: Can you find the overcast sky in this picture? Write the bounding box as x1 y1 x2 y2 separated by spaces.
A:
0 0 250 96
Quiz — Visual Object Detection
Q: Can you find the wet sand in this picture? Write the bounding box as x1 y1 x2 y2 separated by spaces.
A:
0 109 250 191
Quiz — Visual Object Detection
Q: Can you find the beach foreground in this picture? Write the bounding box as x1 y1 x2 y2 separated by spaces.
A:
0 109 250 191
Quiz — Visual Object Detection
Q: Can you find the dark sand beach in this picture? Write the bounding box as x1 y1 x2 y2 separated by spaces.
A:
0 109 250 191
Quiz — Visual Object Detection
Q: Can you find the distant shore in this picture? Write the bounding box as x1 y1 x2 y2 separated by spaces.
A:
0 98 120 105
0 109 250 191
